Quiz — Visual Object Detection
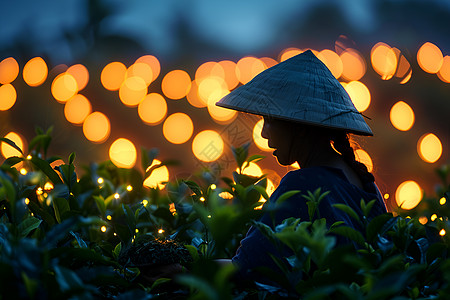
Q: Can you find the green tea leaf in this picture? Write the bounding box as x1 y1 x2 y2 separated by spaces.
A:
329 225 365 246
276 190 301 205
0 137 24 155
53 197 70 223
18 216 42 237
332 204 361 223
30 156 63 185
93 195 106 216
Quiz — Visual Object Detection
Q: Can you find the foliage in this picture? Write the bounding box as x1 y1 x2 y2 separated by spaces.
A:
0 131 449 299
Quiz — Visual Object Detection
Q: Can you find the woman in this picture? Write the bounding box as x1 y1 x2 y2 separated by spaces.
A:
215 50 387 282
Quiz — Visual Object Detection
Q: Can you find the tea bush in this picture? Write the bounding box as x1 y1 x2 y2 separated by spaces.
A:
0 129 449 299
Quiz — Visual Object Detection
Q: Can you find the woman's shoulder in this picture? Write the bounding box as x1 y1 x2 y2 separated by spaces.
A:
280 166 345 187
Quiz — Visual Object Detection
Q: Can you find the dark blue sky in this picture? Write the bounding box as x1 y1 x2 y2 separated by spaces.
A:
0 0 388 62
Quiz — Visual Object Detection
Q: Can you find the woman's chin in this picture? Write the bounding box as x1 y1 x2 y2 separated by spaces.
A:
274 152 294 166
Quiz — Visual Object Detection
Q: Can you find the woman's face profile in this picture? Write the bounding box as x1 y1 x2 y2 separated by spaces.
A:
261 117 298 166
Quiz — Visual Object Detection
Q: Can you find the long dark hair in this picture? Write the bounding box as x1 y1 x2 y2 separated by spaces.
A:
330 132 375 183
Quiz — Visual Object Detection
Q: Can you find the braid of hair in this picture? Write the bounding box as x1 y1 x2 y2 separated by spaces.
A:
331 133 375 183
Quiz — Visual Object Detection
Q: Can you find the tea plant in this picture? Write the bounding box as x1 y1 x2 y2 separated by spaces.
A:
0 130 449 299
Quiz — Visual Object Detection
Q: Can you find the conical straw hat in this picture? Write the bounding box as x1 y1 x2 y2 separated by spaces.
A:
216 50 373 136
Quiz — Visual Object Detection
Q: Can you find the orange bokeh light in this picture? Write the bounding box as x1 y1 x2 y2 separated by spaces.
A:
260 57 278 69
417 42 443 74
82 112 111 143
126 63 153 86
162 113 194 144
109 138 137 168
418 133 442 163
64 94 92 124
340 48 366 81
218 60 239 90
23 57 48 87
66 64 89 91
138 93 167 125
390 101 415 131
119 76 147 106
355 149 373 172
0 84 17 111
395 180 422 210
186 81 206 108
343 81 371 112
161 70 191 100
437 55 450 83
236 56 266 84
135 55 160 82
101 62 127 91
1 131 24 158
317 49 343 79
143 159 169 190
195 61 225 83
279 48 303 62
207 89 237 124
51 73 78 103
0 57 19 84
253 119 271 151
371 42 397 80
192 130 224 162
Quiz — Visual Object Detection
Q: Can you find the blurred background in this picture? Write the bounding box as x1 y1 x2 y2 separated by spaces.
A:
0 0 449 211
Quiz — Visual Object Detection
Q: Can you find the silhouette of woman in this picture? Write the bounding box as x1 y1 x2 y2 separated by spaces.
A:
215 50 387 282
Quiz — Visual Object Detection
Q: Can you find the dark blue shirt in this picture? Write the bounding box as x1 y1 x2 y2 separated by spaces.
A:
232 166 387 281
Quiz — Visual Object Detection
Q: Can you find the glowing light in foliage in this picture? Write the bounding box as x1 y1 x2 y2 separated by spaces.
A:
253 119 271 151
390 101 415 131
0 57 19 84
343 81 371 112
82 112 110 143
192 130 224 162
236 56 265 84
207 89 237 124
163 113 194 144
143 159 169 189
437 56 450 83
0 84 17 111
101 62 127 91
279 48 303 62
417 42 443 74
119 76 147 106
355 149 373 172
135 55 160 82
340 48 366 81
161 70 191 100
1 132 24 158
418 133 442 163
23 57 48 87
138 93 167 125
395 180 422 210
219 60 239 90
126 63 153 86
186 81 205 108
64 94 92 124
66 64 89 91
51 73 78 102
239 162 263 177
109 138 137 168
317 49 343 78
371 42 397 80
